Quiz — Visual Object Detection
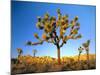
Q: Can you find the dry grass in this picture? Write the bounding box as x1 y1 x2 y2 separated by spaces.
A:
11 54 96 74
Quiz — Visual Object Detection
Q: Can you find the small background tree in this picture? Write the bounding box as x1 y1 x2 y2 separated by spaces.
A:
17 48 23 64
78 46 84 62
82 40 90 68
26 9 82 64
33 49 37 57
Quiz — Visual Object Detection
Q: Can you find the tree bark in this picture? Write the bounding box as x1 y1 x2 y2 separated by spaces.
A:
34 53 35 57
57 44 61 65
16 55 20 64
86 50 89 68
78 53 81 62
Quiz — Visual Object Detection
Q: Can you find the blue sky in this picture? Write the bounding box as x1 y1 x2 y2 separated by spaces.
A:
11 1 96 58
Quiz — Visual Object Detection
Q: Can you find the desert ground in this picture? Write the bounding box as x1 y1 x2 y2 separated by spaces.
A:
11 54 96 75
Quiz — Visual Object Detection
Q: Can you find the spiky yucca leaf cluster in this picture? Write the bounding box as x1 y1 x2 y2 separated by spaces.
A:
78 40 90 53
78 46 84 53
82 40 90 49
34 33 39 39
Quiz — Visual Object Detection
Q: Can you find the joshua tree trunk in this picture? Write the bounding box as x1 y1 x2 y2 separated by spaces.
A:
34 53 35 57
16 55 20 64
56 44 61 65
86 49 89 68
57 48 61 64
78 52 81 62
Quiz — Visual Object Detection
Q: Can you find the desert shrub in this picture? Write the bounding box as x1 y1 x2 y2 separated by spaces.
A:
11 64 26 74
35 63 49 72
11 55 96 74
48 64 63 72
62 63 72 71
24 64 36 73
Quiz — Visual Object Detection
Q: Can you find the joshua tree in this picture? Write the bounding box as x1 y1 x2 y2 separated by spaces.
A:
16 48 23 63
17 48 23 58
26 9 82 64
33 49 37 57
82 40 90 67
78 46 84 62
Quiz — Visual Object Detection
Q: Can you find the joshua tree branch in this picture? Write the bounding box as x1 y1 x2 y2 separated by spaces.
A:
59 41 66 48
31 42 43 45
60 42 64 48
26 40 45 46
47 40 53 43
71 34 82 40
